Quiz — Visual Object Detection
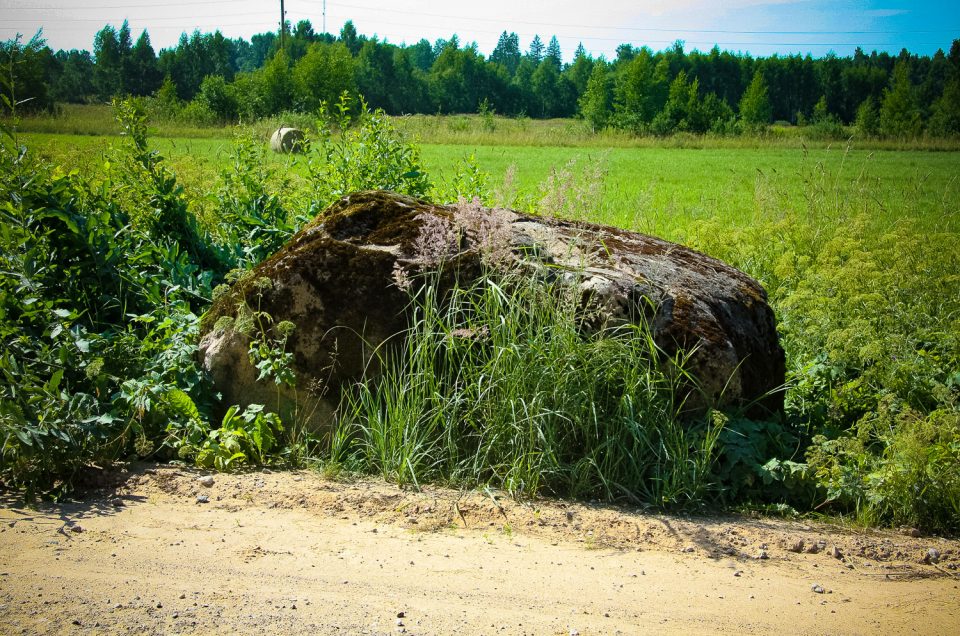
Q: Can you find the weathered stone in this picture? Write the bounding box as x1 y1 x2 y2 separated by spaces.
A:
199 190 785 432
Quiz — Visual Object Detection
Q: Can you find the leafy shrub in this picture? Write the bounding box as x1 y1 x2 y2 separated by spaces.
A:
303 93 431 213
0 105 217 497
806 402 960 532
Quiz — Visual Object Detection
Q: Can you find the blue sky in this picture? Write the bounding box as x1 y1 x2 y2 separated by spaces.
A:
1 0 958 60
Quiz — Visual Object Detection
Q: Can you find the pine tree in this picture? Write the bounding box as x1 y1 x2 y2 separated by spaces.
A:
527 35 544 63
545 36 562 70
490 31 521 76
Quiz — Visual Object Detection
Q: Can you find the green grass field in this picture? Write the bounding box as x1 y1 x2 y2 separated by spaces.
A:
22 128 959 242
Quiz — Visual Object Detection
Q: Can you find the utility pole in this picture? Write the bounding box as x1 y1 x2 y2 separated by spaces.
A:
279 0 285 51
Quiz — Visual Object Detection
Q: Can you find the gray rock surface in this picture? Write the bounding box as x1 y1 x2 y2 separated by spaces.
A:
199 190 785 432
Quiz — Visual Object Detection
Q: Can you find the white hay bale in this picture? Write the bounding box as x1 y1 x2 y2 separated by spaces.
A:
270 127 305 153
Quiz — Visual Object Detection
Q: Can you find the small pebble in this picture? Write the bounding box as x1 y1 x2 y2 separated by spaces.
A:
927 548 941 564
812 584 825 594
788 540 805 553
396 619 404 627
397 611 405 619
196 494 209 504
198 476 215 488
756 550 769 560
70 525 83 534
830 546 843 559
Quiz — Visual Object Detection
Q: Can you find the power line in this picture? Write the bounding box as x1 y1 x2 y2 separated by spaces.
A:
10 0 959 35
306 0 960 35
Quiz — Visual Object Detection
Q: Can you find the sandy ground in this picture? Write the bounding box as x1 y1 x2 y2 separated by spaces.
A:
0 464 958 635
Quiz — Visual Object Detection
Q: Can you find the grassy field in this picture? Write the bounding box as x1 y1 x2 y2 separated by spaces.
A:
21 129 959 241
5 105 959 528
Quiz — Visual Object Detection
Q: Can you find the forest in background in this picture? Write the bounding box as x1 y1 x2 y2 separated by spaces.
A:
3 20 960 137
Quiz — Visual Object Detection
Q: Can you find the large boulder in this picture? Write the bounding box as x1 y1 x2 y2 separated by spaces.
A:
199 190 785 431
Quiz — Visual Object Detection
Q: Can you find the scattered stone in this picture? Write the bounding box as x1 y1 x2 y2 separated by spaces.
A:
788 539 805 553
806 543 821 554
733 571 743 577
830 546 843 559
179 594 186 600
172 613 179 619
198 476 215 488
156 602 163 609
196 495 209 504
110 498 124 507
756 550 769 560
928 548 941 564
566 511 575 522
681 546 695 553
396 619 404 627
812 585 825 594
570 629 580 636
70 525 83 534
71 619 81 626
902 527 922 538
291 604 297 610
397 611 406 619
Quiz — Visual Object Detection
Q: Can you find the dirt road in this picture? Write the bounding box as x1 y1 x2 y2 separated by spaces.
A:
1 465 957 635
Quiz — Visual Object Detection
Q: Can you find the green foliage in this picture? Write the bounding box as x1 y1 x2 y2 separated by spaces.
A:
739 70 773 131
880 61 922 138
1 32 55 114
335 265 723 505
304 93 431 212
855 96 880 137
177 404 284 471
0 104 218 497
213 129 297 270
578 62 612 132
806 403 959 532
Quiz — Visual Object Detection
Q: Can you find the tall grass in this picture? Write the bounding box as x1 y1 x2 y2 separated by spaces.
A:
333 263 722 507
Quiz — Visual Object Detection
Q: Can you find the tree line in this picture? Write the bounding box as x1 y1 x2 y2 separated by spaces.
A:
3 20 959 137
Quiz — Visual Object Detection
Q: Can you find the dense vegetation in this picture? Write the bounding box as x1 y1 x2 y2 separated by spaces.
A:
1 51 959 531
3 22 960 139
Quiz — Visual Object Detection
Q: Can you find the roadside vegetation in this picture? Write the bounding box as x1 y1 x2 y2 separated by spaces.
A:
2 29 959 533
